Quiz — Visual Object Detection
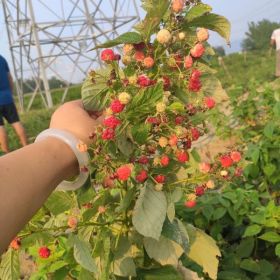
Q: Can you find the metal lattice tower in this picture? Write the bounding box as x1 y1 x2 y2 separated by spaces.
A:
2 0 140 111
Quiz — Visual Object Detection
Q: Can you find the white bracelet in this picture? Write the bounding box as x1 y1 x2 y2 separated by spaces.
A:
35 128 90 191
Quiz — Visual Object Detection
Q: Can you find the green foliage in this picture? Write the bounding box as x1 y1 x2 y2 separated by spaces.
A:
0 250 20 280
242 19 280 51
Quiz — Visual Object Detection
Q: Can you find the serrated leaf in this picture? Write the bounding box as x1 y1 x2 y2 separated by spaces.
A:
0 250 20 280
144 236 184 266
275 243 280 257
236 238 255 258
116 187 136 213
73 236 98 273
137 265 182 280
132 184 167 240
186 4 212 22
45 191 75 215
243 225 262 237
186 225 221 280
263 122 275 139
131 123 151 145
116 132 135 157
92 32 143 49
258 232 280 243
185 13 231 43
240 259 260 273
81 69 110 111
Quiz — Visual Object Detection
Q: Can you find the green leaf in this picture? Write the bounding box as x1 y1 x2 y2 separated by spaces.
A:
212 207 227 220
81 69 110 111
258 259 274 275
168 102 185 113
236 238 255 258
275 243 280 257
137 265 182 280
0 250 20 280
240 259 260 273
186 3 212 22
135 0 170 40
263 164 276 177
132 184 167 240
263 122 275 139
49 261 68 273
185 13 231 43
116 132 135 157
273 102 280 117
126 83 164 122
92 32 143 49
186 225 221 280
144 236 184 266
243 225 262 237
73 235 98 273
115 187 136 213
131 123 151 145
258 232 280 243
45 191 75 215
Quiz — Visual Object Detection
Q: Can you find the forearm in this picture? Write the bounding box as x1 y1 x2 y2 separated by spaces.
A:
0 138 78 254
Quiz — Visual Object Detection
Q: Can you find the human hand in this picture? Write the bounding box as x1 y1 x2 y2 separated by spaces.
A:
50 100 103 145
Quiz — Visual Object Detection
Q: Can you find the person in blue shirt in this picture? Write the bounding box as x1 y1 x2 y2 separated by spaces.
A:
0 55 27 153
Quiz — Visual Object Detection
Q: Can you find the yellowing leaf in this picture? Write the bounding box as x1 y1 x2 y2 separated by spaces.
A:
144 236 184 266
186 226 221 280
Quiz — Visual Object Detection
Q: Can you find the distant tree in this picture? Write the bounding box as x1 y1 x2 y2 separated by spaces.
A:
214 46 226 57
48 76 66 89
242 19 280 51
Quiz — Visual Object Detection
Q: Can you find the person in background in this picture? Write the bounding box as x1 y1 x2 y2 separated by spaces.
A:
271 28 280 78
0 54 27 153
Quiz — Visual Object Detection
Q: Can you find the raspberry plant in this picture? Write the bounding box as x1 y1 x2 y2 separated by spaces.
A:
0 1 239 280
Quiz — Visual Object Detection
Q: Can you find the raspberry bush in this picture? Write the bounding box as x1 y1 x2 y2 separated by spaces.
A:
0 1 240 279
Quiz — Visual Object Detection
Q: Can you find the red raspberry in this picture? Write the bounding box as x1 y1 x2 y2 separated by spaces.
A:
134 51 145 62
138 156 149 164
234 167 243 177
169 134 178 146
189 77 202 92
190 43 205 58
177 150 189 163
103 116 121 129
191 127 200 141
116 165 132 181
147 117 160 124
190 69 202 80
110 99 125 113
195 186 205 196
161 155 170 166
102 128 115 140
136 170 148 183
133 42 146 50
184 200 196 208
155 174 166 183
137 75 151 87
184 139 192 149
230 151 241 163
10 237 21 250
175 116 184 125
187 103 197 115
220 155 233 168
184 55 193 69
101 49 115 62
162 76 171 90
204 97 216 109
38 247 51 259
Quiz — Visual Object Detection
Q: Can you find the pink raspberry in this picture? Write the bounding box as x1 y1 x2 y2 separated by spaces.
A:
147 117 160 124
134 51 145 62
234 167 243 177
161 155 170 166
101 49 115 62
191 127 200 141
103 116 121 129
10 237 21 250
143 57 155 68
189 78 202 92
186 103 197 115
114 54 121 61
205 97 216 109
184 200 196 208
116 165 132 181
190 43 205 58
136 170 148 183
220 155 233 168
195 186 205 196
155 174 166 183
172 0 184 13
102 128 115 140
38 247 51 259
137 75 151 87
230 151 241 163
138 156 149 164
184 55 193 69
110 99 125 113
177 150 189 163
191 69 202 80
199 162 211 173
169 134 178 146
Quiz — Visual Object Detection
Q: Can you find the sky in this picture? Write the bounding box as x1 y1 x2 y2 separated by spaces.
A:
0 0 280 79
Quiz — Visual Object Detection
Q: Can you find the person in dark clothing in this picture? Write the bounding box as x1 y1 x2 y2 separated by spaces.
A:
0 55 27 152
